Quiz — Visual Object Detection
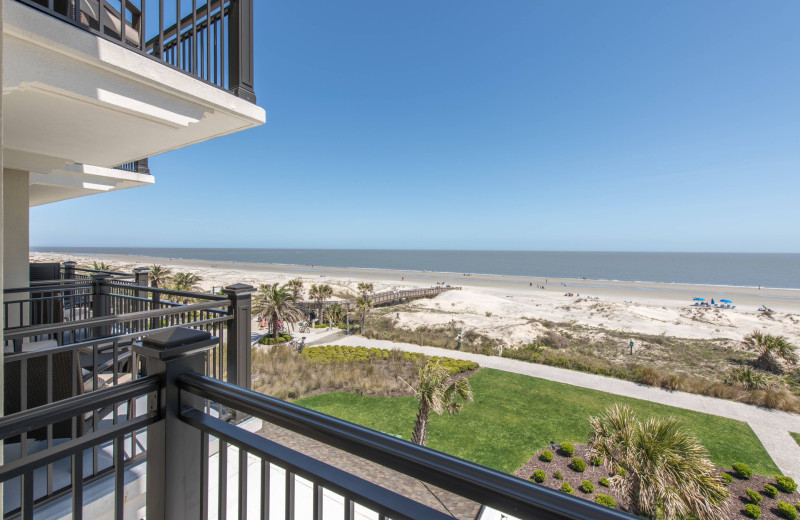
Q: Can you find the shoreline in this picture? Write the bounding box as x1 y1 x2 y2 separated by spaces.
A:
30 250 800 300
30 249 800 291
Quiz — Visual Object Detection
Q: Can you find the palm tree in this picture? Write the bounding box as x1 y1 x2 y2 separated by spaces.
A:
308 284 332 323
357 282 374 297
286 278 304 300
324 302 345 325
355 296 371 333
744 330 797 374
405 360 473 446
588 405 729 520
171 272 203 303
148 264 173 288
92 261 113 271
253 283 305 339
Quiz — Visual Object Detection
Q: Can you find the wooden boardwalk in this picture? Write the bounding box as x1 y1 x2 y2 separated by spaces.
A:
299 286 460 311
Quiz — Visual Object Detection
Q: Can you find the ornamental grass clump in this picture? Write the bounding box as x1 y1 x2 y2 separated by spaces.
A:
590 455 603 466
599 477 611 487
721 472 734 485
588 404 729 520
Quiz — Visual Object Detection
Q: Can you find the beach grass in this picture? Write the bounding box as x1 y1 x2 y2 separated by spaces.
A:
294 368 779 476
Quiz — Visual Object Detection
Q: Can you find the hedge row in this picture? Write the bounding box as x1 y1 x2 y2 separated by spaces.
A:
301 345 478 374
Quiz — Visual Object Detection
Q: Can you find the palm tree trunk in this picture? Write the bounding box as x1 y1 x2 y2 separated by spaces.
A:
411 402 430 446
272 312 279 339
361 311 366 333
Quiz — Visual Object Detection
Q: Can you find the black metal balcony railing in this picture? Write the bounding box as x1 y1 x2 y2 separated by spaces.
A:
113 158 151 174
17 0 255 103
1 263 639 519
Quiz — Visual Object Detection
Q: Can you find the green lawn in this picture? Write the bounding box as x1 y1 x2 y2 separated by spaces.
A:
791 432 800 447
295 368 779 476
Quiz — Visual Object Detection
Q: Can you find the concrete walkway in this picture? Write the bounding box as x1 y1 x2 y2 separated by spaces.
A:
308 332 800 480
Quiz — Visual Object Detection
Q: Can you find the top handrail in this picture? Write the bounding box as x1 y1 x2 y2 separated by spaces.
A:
179 373 637 520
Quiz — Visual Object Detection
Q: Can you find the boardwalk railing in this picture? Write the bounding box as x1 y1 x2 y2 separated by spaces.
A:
299 286 461 313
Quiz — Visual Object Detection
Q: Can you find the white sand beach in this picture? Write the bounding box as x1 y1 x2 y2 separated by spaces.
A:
31 251 800 347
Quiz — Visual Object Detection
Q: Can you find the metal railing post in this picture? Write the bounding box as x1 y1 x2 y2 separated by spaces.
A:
91 273 112 337
62 261 76 280
135 328 218 520
222 283 254 388
228 0 256 102
134 267 151 319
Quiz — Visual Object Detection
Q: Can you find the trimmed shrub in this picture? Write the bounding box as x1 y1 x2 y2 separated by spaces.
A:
721 472 734 485
744 504 761 519
540 449 554 462
764 484 779 498
560 442 575 456
554 470 563 480
590 455 603 466
776 476 798 493
614 465 627 478
746 489 763 505
777 502 798 520
532 470 546 483
560 481 574 495
580 480 594 493
595 494 616 508
570 457 586 472
259 333 293 345
733 462 754 479
599 477 610 487
301 346 478 374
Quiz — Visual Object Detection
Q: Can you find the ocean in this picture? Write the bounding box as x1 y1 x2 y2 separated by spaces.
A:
31 247 800 289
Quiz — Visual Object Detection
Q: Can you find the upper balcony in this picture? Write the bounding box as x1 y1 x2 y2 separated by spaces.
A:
2 0 266 175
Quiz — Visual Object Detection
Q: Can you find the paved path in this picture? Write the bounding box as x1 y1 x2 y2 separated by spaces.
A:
309 332 800 480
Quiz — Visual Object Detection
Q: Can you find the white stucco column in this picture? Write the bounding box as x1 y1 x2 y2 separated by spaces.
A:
3 168 28 292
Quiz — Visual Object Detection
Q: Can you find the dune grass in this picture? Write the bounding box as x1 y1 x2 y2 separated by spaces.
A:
791 432 800 447
295 368 779 476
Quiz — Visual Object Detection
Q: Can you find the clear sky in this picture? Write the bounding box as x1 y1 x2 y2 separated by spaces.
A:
31 1 800 252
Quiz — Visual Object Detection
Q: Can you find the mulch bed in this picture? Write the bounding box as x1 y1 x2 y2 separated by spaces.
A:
514 443 800 520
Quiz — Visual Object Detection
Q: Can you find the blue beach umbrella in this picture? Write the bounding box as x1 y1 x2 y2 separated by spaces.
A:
720 299 733 303
693 298 705 301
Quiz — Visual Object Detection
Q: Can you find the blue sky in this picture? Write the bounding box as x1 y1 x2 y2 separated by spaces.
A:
31 1 800 252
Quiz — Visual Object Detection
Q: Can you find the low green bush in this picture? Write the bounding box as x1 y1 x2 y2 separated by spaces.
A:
733 462 754 479
721 472 734 485
570 457 586 472
744 504 761 519
746 489 763 505
599 477 610 487
764 484 779 498
614 465 627 478
595 494 616 508
590 455 602 466
554 470 563 480
777 501 798 520
259 333 293 345
560 481 574 495
532 469 546 483
776 476 798 493
560 442 575 456
580 480 594 493
540 449 554 462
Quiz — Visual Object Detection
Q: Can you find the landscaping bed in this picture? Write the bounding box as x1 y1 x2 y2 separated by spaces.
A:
516 443 800 520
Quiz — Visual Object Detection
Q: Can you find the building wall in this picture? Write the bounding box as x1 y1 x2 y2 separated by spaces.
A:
1 0 6 496
3 169 28 293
